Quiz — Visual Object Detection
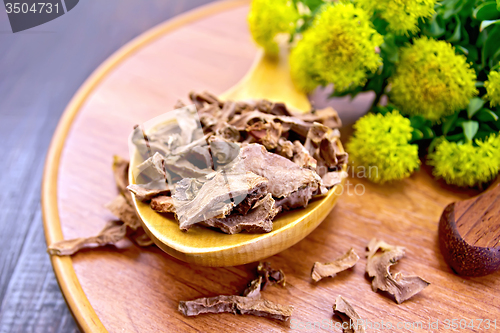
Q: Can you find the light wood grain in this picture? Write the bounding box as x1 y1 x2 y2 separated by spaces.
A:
43 1 500 332
457 184 500 247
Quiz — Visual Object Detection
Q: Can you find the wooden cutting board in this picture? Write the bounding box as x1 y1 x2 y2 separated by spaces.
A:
42 1 500 332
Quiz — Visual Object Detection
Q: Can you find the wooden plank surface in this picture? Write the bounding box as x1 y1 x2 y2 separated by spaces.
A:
0 1 215 332
43 1 500 332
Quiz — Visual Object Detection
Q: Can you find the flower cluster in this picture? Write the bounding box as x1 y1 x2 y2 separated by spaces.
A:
428 134 500 187
290 2 383 93
390 38 477 122
347 111 420 183
357 0 436 35
485 70 500 107
247 0 298 56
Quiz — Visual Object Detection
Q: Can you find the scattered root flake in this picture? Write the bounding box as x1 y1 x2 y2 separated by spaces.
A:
242 276 263 298
105 195 142 230
48 157 154 256
47 221 127 256
257 261 286 289
178 295 293 322
333 296 366 333
128 227 154 247
112 155 133 205
179 262 292 322
311 248 359 282
366 238 430 304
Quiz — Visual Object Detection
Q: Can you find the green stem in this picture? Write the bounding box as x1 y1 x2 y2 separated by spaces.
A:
370 91 385 111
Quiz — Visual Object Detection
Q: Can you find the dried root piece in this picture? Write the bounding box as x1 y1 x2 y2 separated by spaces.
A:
296 107 342 129
240 144 321 199
179 262 291 322
333 296 366 333
178 295 293 322
48 158 154 256
150 195 176 213
47 221 127 256
322 171 345 188
105 195 142 230
366 238 430 304
127 180 170 201
242 276 263 298
175 171 268 231
128 227 154 247
127 92 348 235
311 248 359 282
203 194 279 234
257 261 286 289
113 155 133 205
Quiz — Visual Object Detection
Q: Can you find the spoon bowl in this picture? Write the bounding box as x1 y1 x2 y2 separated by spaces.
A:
130 49 346 266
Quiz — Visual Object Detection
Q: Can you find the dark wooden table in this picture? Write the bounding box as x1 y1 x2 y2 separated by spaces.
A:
0 1 215 332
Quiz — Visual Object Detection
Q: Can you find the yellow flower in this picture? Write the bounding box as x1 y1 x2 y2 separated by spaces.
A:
390 37 477 122
357 0 436 35
428 134 500 187
347 111 420 183
290 2 383 93
248 0 298 55
485 70 500 107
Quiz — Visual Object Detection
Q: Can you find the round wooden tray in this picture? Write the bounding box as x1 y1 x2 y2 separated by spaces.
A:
42 1 500 332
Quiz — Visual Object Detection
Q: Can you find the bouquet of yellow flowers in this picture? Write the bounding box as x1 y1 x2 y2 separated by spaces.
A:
248 0 500 187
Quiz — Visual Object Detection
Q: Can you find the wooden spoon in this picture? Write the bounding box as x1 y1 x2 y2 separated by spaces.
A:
129 49 346 267
439 180 500 276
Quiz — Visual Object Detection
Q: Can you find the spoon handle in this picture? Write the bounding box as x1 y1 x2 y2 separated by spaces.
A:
220 48 311 113
439 178 500 276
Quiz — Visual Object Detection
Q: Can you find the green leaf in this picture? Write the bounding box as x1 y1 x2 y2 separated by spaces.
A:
423 14 446 37
498 0 500 11
447 16 462 42
473 2 500 21
477 29 488 48
442 112 459 135
475 108 499 122
421 126 435 139
410 115 426 129
479 122 497 133
480 19 500 31
301 0 324 12
466 44 479 62
482 25 500 66
462 120 479 141
446 133 465 142
494 118 500 130
428 137 439 153
467 97 486 118
380 34 399 63
456 45 469 55
411 129 424 141
441 0 464 20
475 130 492 141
